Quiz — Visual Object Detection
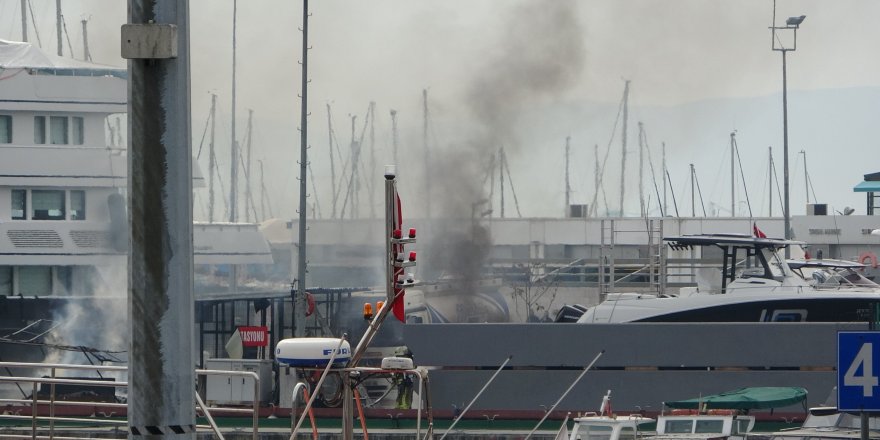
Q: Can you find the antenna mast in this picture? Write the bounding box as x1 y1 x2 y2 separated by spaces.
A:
80 19 91 61
390 109 399 169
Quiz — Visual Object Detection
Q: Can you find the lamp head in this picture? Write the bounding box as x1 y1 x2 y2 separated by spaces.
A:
786 15 806 27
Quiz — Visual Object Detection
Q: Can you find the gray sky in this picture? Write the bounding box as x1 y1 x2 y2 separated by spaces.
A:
3 0 879 219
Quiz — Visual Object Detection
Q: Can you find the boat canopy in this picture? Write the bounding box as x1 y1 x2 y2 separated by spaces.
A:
664 387 808 411
664 234 803 250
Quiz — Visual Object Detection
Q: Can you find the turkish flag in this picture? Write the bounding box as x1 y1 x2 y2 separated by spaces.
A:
753 223 767 238
392 191 406 322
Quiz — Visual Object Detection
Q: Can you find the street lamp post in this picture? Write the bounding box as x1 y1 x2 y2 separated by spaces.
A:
770 9 805 257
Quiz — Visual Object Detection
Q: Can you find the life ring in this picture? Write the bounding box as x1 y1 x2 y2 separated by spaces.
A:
859 251 879 269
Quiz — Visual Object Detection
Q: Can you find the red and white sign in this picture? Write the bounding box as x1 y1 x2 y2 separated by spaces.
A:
238 326 268 347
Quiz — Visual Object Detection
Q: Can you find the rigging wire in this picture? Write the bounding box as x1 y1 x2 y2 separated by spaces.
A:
640 125 665 217
27 0 42 48
693 167 708 217
501 149 522 217
733 136 753 218
60 14 74 58
666 169 680 217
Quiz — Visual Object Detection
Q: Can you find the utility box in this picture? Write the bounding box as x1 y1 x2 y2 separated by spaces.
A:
204 359 273 405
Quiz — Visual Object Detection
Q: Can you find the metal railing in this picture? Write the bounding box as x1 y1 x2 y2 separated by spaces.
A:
0 361 261 440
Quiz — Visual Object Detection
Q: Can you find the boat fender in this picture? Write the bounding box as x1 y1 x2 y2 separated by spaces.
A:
859 251 879 269
306 292 316 317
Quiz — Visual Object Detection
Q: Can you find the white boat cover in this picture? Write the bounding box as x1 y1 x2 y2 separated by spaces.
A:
0 38 122 71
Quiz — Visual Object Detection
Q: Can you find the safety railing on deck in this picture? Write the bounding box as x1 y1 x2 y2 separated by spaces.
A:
0 361 261 440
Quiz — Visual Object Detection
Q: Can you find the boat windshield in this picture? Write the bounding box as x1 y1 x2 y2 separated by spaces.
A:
762 247 791 278
810 268 880 289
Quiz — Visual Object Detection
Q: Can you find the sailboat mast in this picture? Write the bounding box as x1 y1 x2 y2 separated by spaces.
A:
55 0 62 56
259 160 266 221
423 89 431 219
245 109 254 222
662 142 667 216
20 0 27 42
802 150 809 204
295 0 310 337
565 136 571 216
229 0 238 222
369 101 376 218
730 132 736 217
594 144 599 217
619 80 630 217
690 163 696 217
768 146 773 216
638 122 645 217
208 94 217 223
500 147 505 218
326 103 337 218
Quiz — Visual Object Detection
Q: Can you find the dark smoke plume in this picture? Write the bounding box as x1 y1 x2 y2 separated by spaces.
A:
425 0 586 305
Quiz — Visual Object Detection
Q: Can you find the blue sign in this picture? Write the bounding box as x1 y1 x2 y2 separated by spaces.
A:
839 332 880 411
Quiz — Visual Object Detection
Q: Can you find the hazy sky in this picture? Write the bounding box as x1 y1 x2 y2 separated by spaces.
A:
2 0 879 219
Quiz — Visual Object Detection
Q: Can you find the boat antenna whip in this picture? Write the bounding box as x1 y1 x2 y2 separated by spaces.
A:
438 355 513 440
524 349 606 440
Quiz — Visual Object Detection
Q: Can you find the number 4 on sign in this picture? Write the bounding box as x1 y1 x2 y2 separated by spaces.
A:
845 343 880 397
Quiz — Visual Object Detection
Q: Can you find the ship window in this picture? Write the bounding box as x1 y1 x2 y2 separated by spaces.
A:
72 117 84 145
19 266 51 296
665 420 694 433
694 420 724 433
34 116 46 144
11 189 26 220
70 190 86 220
50 116 68 144
32 190 65 220
0 266 11 295
0 115 11 143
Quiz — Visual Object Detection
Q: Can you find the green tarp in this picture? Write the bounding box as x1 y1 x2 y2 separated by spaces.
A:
663 387 808 410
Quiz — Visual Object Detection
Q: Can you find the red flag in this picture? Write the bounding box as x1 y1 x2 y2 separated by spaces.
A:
753 223 767 238
392 191 406 322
